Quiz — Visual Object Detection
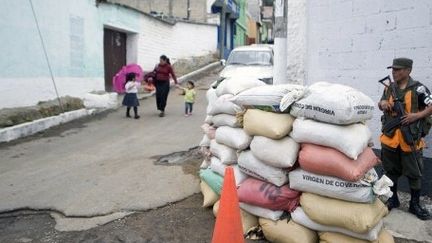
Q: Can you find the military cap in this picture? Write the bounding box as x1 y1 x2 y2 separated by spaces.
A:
387 57 413 69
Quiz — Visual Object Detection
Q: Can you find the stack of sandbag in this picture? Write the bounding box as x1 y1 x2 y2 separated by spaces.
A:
220 84 313 241
287 82 395 242
229 85 304 217
198 78 268 235
198 78 267 204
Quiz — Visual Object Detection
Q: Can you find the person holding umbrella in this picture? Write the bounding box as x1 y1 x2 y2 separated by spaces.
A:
122 73 140 119
148 55 178 117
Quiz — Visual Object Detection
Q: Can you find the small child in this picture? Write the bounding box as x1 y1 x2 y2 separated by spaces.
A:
122 73 140 119
177 81 196 117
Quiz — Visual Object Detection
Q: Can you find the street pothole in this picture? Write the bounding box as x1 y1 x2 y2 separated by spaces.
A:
153 147 204 177
153 147 202 165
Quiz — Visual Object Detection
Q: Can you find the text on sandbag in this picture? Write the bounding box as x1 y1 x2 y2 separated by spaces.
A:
292 103 335 116
302 174 365 188
354 105 374 115
238 165 268 182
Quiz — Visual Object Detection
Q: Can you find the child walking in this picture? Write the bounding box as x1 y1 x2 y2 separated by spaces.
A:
177 81 196 117
122 73 140 119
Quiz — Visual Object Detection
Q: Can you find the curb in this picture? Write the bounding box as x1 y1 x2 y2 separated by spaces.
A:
0 109 95 143
177 61 221 83
137 61 221 100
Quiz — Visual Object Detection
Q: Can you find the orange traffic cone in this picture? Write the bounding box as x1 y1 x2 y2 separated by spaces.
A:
211 166 244 243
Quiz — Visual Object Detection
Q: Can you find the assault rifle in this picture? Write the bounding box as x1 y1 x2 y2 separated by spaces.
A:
378 75 420 163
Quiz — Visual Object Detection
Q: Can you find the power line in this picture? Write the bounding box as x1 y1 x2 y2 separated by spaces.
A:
29 0 64 113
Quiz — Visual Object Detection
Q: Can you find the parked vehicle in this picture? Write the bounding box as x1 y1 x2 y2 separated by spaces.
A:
218 45 274 85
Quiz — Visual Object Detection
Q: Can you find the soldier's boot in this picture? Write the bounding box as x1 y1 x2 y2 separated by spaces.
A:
409 189 431 220
387 183 400 210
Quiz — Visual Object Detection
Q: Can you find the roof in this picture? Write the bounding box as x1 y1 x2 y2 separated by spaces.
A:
96 0 176 25
96 0 217 27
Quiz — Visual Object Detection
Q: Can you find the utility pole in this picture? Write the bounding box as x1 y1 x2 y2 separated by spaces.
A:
187 0 191 20
273 0 288 84
168 0 173 18
219 3 226 59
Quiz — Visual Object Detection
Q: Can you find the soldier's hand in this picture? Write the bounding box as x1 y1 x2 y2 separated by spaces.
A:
379 100 393 111
402 113 420 125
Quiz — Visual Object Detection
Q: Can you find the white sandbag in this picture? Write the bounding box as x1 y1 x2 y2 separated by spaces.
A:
200 159 211 169
250 136 299 168
216 76 266 96
211 114 241 128
213 201 259 234
290 82 375 124
210 157 248 185
231 84 305 112
372 175 394 201
206 87 218 105
289 168 377 203
208 94 243 116
215 126 252 150
210 140 237 164
239 202 284 221
204 115 213 124
199 134 211 147
201 123 216 139
238 151 288 186
206 88 218 114
291 207 383 241
290 119 371 160
83 92 118 109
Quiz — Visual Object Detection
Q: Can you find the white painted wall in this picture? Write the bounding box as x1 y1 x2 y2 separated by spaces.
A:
286 0 307 84
287 0 432 156
0 0 217 109
138 19 218 71
0 0 106 109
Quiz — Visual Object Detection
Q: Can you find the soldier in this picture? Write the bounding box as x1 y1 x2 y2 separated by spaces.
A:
379 57 432 220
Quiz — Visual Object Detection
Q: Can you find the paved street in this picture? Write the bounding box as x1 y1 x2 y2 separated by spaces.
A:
0 69 220 232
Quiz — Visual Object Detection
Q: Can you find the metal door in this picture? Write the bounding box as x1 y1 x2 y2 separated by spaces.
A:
104 28 127 91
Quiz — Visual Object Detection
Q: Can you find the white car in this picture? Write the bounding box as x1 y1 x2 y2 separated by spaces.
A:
219 45 274 85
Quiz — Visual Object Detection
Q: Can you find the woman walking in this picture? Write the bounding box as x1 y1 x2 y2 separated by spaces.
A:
150 55 178 117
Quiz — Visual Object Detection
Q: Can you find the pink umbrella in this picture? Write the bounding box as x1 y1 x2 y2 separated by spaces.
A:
112 64 144 93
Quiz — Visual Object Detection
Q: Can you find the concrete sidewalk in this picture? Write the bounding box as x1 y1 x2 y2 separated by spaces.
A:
0 69 220 228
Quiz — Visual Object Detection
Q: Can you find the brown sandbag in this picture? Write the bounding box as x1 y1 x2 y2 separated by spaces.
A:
298 143 379 182
212 200 220 217
243 109 295 139
213 200 259 234
237 177 300 212
200 180 219 207
259 218 318 243
319 229 394 243
300 193 388 234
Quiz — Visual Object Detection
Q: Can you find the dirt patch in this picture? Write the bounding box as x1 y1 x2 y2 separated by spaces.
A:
0 96 84 128
0 194 270 243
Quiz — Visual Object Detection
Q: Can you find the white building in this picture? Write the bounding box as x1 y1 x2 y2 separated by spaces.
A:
0 0 217 109
286 0 432 156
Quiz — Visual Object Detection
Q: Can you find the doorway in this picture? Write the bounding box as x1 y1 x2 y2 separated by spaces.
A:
103 28 127 91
